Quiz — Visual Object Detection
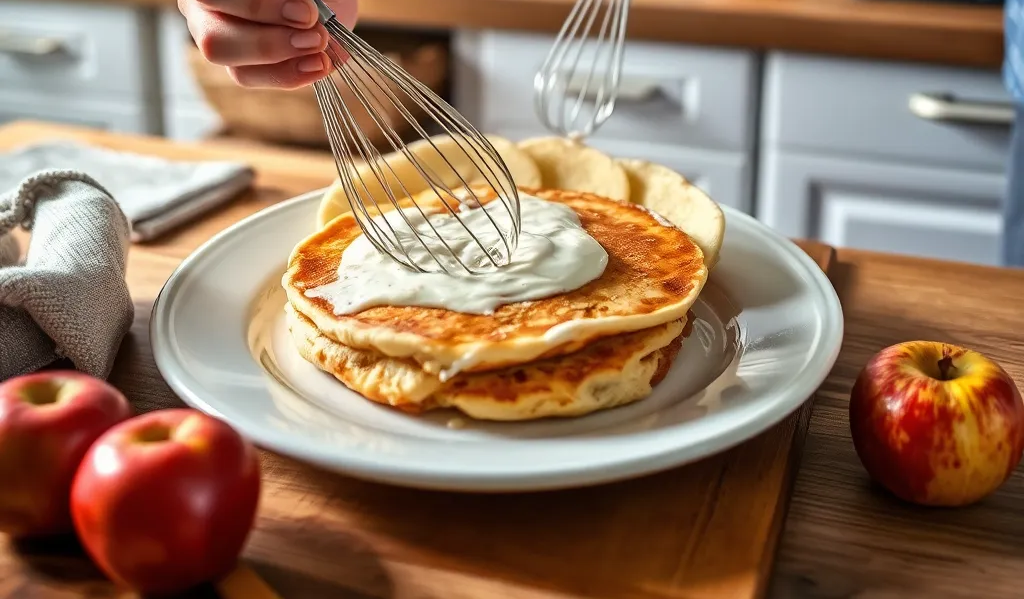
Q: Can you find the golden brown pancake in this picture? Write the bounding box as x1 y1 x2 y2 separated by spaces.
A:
285 304 693 421
283 188 707 376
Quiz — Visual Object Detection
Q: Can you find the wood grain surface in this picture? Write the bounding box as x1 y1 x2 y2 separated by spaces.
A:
0 121 832 599
60 0 1005 68
771 253 1024 599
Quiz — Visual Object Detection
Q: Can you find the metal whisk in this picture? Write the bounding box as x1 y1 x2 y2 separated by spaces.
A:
534 0 631 139
311 0 521 276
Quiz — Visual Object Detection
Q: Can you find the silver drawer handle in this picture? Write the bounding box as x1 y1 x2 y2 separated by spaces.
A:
564 74 662 102
0 30 67 56
909 92 1015 126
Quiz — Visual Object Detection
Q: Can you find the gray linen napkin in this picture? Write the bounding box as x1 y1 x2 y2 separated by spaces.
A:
0 140 254 242
0 170 134 380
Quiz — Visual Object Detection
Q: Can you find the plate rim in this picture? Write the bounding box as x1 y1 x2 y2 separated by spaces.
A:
150 188 844 492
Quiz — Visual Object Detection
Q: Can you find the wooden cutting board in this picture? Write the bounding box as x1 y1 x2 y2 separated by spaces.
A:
0 121 839 599
0 251 839 599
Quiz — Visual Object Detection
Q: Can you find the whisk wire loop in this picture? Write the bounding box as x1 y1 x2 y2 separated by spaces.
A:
323 44 467 273
534 0 630 140
313 74 422 269
311 3 522 275
328 24 520 265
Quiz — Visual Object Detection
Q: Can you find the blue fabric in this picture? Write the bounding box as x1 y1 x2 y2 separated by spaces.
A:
999 1 1024 264
1007 0 1024 101
1004 2 1024 265
1001 107 1024 266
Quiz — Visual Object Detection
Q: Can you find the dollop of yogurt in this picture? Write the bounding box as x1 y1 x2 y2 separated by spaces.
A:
304 194 608 315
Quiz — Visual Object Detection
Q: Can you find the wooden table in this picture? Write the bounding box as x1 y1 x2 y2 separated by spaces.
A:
64 0 1005 69
3 120 1024 598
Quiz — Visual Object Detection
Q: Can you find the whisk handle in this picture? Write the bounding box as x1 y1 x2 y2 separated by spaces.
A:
311 0 337 24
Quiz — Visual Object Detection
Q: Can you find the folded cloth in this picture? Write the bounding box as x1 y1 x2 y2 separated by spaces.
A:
0 170 134 380
0 140 254 242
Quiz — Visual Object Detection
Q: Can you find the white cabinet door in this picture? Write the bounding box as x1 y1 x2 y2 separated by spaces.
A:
163 107 223 141
758 149 1006 266
0 1 162 135
0 1 156 98
762 52 1012 172
157 8 222 141
0 91 155 134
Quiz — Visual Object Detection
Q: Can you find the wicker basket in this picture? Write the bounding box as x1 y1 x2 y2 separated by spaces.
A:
186 29 449 149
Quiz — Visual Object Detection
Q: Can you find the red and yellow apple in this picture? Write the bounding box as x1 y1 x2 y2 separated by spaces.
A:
70 408 261 595
849 341 1024 507
0 370 132 537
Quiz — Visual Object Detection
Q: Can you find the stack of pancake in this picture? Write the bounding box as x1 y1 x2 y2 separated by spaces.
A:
281 136 726 421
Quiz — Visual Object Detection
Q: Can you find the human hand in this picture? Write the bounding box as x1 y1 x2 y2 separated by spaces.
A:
178 0 358 89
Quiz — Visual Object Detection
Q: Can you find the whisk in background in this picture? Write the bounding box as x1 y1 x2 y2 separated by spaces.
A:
309 0 523 276
534 0 631 140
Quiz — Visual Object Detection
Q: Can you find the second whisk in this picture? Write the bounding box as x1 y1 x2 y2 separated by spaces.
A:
534 0 631 140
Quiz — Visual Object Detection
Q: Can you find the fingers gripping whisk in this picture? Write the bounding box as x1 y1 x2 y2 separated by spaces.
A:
534 0 630 140
311 0 522 276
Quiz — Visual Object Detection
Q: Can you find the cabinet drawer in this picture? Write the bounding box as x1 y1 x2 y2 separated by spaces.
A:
0 1 154 98
822 195 1001 266
454 30 759 152
158 8 207 104
0 91 157 135
757 149 1005 266
762 52 1012 172
483 126 751 212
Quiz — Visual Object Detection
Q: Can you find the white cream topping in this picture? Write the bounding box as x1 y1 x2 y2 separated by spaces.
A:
304 193 608 317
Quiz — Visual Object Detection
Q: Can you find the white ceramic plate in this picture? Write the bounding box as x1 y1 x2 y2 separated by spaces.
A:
151 189 843 492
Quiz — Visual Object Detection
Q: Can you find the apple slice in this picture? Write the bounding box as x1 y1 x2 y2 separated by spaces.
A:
516 136 631 202
316 134 541 228
616 158 726 270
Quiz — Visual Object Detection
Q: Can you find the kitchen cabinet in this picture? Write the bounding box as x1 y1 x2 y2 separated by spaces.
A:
0 95 154 133
0 3 220 139
157 8 223 141
0 1 162 134
451 30 760 213
757 52 1013 266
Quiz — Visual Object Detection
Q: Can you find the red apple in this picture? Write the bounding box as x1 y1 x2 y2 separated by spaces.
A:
849 341 1024 507
70 408 261 595
0 370 132 537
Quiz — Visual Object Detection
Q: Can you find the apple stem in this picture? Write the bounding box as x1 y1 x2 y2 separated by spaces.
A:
937 356 957 381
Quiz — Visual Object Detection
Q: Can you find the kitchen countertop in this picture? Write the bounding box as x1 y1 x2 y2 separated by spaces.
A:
3 120 1024 598
68 0 1004 69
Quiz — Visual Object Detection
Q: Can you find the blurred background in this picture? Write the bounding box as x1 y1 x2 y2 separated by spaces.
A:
0 0 1013 266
